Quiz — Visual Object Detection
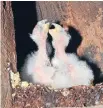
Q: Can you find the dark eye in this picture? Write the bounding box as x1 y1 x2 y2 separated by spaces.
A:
49 24 55 29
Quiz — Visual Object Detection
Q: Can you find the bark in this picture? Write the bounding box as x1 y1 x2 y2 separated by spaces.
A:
1 1 17 108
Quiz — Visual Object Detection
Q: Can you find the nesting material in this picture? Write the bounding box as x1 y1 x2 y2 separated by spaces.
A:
10 71 21 88
10 71 30 88
12 83 103 107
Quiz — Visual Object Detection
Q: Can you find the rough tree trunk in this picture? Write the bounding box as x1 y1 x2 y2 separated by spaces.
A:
36 1 103 72
1 1 17 108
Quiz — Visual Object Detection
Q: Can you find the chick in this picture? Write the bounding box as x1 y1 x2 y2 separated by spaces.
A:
49 23 94 87
21 20 55 86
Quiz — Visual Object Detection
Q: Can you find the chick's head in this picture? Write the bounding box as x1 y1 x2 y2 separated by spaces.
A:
30 19 50 45
49 23 71 48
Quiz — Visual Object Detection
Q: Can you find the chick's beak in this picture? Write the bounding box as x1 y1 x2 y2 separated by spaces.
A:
44 22 50 32
49 23 61 37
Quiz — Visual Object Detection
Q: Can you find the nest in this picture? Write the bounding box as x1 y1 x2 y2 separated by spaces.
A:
10 71 103 108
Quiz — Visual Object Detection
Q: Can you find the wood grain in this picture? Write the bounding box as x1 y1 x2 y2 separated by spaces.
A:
1 1 17 108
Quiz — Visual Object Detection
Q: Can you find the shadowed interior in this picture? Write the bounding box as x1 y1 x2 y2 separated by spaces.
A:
12 2 38 72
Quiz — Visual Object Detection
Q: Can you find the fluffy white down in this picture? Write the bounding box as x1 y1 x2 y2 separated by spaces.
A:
67 54 94 86
21 20 56 86
22 51 94 89
21 51 56 85
21 21 94 89
51 53 94 88
49 23 94 88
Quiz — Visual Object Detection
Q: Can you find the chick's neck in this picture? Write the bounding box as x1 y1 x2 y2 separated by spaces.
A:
55 43 67 60
38 39 48 57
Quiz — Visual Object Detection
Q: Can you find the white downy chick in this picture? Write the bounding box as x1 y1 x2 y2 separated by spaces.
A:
49 23 94 87
21 20 55 86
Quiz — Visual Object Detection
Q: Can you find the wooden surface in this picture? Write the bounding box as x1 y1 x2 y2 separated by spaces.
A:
1 1 17 108
68 2 103 72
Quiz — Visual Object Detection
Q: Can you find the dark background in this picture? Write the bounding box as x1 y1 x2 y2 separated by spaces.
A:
12 1 38 72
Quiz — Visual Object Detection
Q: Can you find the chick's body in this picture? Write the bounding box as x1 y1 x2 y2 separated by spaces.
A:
21 20 94 89
49 23 94 87
21 20 55 85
